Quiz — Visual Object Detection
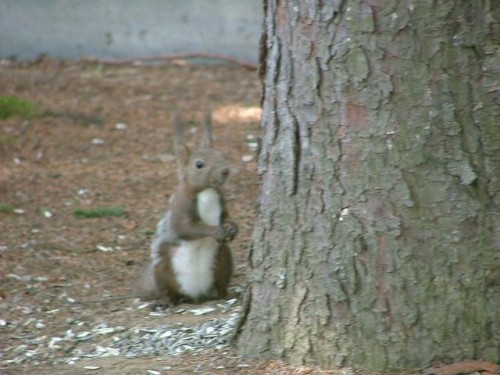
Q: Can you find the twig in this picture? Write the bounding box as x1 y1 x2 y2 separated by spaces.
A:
82 52 258 70
71 294 144 305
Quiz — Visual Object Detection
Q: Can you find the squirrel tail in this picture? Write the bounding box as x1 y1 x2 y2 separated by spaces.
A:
137 261 159 300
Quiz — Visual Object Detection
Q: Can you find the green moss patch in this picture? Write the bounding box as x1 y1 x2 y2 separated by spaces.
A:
0 203 13 213
0 96 40 119
73 206 126 219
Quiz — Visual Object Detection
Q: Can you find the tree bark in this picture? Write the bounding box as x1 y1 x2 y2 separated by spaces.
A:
235 0 499 371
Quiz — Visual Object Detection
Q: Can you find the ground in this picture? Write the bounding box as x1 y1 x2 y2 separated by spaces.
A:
0 59 345 375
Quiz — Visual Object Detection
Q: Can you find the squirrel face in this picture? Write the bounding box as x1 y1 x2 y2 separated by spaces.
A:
183 147 230 192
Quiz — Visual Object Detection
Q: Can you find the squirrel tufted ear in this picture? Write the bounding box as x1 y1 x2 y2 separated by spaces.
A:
175 144 190 181
201 110 213 148
172 111 190 180
173 111 185 144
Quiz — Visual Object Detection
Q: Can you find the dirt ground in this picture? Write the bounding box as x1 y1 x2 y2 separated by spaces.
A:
0 59 344 374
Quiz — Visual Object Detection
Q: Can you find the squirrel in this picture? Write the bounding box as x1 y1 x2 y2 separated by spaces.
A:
142 111 238 305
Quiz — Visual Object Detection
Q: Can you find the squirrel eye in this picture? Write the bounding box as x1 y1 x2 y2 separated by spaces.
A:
194 160 205 169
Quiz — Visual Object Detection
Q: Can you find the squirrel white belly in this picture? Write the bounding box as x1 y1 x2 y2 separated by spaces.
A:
170 188 221 298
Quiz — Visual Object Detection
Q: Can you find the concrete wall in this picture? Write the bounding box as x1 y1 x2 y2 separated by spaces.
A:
0 0 262 63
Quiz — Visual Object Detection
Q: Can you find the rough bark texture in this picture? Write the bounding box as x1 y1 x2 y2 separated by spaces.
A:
236 0 499 371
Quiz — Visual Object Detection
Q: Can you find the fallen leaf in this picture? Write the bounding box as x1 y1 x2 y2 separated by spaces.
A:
122 220 138 230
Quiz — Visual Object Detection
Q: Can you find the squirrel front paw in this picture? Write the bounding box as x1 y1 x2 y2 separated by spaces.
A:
215 222 238 241
222 221 238 241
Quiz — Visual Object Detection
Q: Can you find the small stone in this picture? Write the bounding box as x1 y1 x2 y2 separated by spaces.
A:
149 312 166 317
247 142 259 151
137 302 151 310
159 330 173 339
64 329 75 339
189 307 216 316
21 307 33 314
48 337 63 349
96 245 114 252
78 189 89 196
91 138 105 145
115 122 128 130
76 331 93 340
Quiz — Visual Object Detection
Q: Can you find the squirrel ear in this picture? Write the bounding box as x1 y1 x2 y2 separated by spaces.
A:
200 110 213 148
175 143 190 181
173 111 185 144
173 111 189 180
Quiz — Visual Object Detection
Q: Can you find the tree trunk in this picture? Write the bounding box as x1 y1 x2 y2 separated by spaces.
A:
235 0 499 371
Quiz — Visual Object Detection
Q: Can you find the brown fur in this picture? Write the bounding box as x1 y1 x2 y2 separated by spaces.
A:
153 243 182 304
214 242 234 299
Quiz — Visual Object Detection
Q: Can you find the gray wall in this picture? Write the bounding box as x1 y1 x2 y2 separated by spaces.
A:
0 0 262 63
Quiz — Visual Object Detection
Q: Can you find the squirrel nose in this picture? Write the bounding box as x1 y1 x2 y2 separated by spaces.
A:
221 167 229 178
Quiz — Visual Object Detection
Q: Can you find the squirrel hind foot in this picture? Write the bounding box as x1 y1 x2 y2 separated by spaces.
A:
150 301 169 312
